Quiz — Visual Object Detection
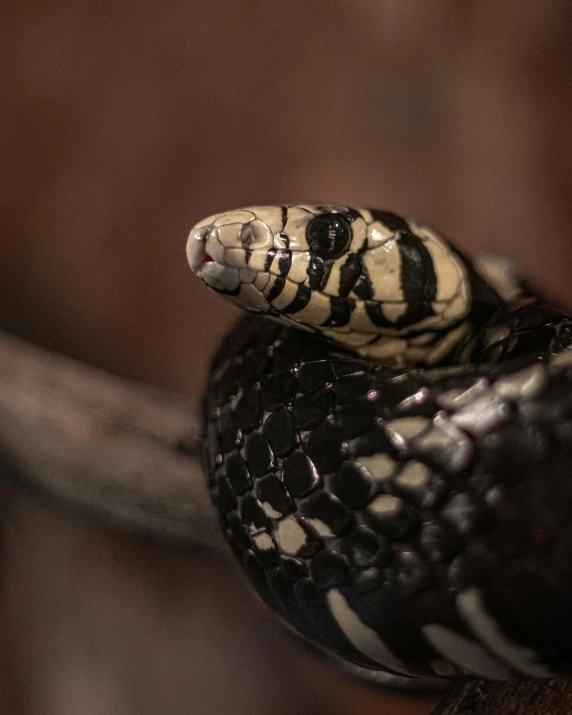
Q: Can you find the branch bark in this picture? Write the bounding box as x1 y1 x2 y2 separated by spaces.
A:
432 679 572 715
0 329 220 550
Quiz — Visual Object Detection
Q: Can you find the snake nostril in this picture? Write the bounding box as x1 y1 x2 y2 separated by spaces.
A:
240 225 255 249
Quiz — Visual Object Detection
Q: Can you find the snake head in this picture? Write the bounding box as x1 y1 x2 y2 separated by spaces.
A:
187 205 472 365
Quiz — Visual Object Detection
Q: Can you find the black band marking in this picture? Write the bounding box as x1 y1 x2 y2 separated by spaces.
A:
264 248 277 272
322 296 355 328
307 255 324 291
281 206 288 231
266 276 286 304
278 250 292 277
368 209 411 233
338 254 363 297
365 300 395 328
352 275 373 300
396 232 437 327
281 284 312 315
308 256 334 292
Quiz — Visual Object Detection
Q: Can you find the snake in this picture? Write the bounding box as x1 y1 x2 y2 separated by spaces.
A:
186 204 572 684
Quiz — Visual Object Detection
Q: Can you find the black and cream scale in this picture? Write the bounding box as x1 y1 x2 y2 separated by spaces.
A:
187 204 572 683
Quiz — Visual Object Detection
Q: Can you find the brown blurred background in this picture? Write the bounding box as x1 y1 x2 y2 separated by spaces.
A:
1 2 572 713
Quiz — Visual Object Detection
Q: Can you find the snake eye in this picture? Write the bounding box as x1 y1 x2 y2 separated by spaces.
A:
306 213 352 258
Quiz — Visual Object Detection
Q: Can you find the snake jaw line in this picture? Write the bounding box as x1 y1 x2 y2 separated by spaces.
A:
188 204 477 367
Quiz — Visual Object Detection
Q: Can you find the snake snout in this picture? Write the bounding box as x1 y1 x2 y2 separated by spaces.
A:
186 226 211 273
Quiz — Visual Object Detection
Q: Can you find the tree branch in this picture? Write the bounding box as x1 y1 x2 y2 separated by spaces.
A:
0 329 220 550
432 679 572 715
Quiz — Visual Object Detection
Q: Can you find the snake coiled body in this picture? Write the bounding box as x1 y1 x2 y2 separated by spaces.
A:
187 205 572 682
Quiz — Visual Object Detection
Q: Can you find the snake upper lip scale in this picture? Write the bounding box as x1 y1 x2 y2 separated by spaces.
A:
187 203 572 684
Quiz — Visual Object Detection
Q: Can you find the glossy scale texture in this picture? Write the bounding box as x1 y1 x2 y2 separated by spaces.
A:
202 303 572 681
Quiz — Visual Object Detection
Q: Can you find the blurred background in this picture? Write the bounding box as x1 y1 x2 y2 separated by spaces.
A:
1 1 572 713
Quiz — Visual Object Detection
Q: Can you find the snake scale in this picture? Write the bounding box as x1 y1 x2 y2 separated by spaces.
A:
187 204 572 683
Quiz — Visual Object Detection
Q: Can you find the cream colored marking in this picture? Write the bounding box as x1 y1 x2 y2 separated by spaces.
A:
450 392 510 437
321 258 344 297
261 502 282 519
220 267 241 291
216 222 242 248
286 290 332 325
348 216 367 254
331 331 379 349
213 210 256 226
204 234 225 264
193 211 224 229
382 302 408 323
348 301 454 339
348 302 387 334
225 248 249 269
362 240 403 303
457 589 554 677
263 276 291 309
186 230 205 271
267 249 290 278
355 453 397 481
239 268 257 284
368 494 403 518
395 461 430 491
253 272 270 292
423 624 512 680
473 254 522 302
288 251 311 284
494 364 547 401
253 532 276 552
386 416 430 444
275 516 309 556
437 378 490 410
366 338 408 361
549 350 572 370
359 208 374 223
424 236 467 303
247 205 284 234
409 332 437 346
200 265 227 290
247 248 274 272
327 590 411 674
431 301 447 315
441 291 470 322
367 221 395 247
238 283 270 313
425 322 472 366
306 519 335 537
274 234 288 250
283 207 313 251
198 261 225 282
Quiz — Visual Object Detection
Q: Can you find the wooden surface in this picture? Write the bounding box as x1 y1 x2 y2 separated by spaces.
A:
0 329 217 550
433 679 572 715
